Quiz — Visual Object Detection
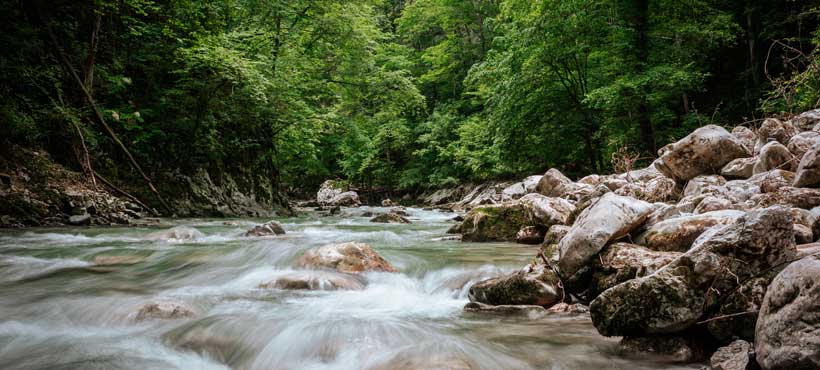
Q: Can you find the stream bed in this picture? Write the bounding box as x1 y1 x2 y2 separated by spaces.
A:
0 207 701 370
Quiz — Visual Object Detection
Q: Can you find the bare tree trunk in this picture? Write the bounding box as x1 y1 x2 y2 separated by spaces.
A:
83 11 101 94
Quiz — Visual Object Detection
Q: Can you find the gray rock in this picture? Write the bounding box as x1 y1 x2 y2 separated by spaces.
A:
711 340 754 370
135 301 197 321
543 224 571 245
501 175 542 201
635 210 745 252
619 335 707 363
794 143 820 188
68 213 91 225
753 141 795 175
756 255 820 370
756 118 799 149
655 125 750 182
295 242 397 273
463 302 547 318
536 168 577 198
516 226 544 245
590 243 681 298
787 131 820 160
468 262 564 307
748 170 795 193
370 213 411 224
244 220 286 236
684 175 727 198
558 193 653 279
460 194 574 242
259 270 366 290
145 226 204 241
590 207 796 337
732 126 757 154
721 158 756 179
694 196 734 214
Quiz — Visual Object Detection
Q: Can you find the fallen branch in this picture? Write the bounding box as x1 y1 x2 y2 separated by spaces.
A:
696 310 758 325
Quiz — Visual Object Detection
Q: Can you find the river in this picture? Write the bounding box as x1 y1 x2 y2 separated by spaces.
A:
0 207 700 370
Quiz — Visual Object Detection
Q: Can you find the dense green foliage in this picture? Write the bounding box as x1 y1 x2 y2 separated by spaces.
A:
2 0 819 197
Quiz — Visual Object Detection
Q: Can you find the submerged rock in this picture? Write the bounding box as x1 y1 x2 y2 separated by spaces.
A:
655 125 750 182
755 255 820 370
370 213 411 224
590 207 796 337
244 220 286 237
295 242 396 273
619 335 708 363
259 270 366 290
468 262 563 307
94 255 145 266
463 302 547 318
135 302 197 321
145 226 204 241
558 192 653 279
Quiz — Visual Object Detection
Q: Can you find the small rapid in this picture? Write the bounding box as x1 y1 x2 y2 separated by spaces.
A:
0 208 699 370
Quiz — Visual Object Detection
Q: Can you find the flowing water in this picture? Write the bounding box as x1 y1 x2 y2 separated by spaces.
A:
0 207 700 370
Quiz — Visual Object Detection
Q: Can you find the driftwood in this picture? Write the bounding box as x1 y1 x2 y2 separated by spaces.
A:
39 10 173 214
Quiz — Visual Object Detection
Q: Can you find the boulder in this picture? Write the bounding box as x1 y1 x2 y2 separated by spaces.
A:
259 270 366 290
787 131 820 160
135 301 197 321
463 302 547 318
329 191 360 207
795 224 814 244
370 213 411 224
756 118 798 148
711 340 755 370
244 220 286 237
615 177 680 203
635 210 745 252
684 175 727 198
756 255 820 370
589 243 681 298
317 180 344 205
654 125 750 182
789 109 820 131
516 226 544 245
724 180 762 203
545 302 589 314
619 165 665 183
752 186 820 209
721 158 756 179
590 207 796 337
694 196 734 214
381 198 395 207
732 126 757 154
753 141 795 175
146 226 204 241
748 170 795 193
619 335 707 363
468 262 563 307
460 194 574 242
558 193 653 279
543 225 571 245
794 143 820 188
706 277 770 342
295 242 397 273
68 213 91 226
535 168 576 197
501 175 542 201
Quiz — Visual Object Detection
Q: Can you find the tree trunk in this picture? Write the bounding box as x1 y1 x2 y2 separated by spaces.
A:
83 11 101 95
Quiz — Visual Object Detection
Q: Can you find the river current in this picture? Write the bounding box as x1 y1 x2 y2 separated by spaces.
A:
0 207 699 370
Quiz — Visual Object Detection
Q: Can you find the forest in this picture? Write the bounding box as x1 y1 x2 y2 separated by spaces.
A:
2 0 820 202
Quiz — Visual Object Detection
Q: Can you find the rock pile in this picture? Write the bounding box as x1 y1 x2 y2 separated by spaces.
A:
451 111 820 368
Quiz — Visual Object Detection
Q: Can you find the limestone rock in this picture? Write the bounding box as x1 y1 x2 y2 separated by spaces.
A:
558 193 653 279
295 242 397 273
789 109 820 131
635 210 745 252
619 335 707 363
748 170 795 193
135 301 197 321
794 143 820 188
535 168 576 198
756 118 798 148
460 194 574 242
516 226 544 245
468 262 563 307
543 224 571 245
370 213 411 224
463 302 547 318
655 125 750 182
694 196 734 214
259 270 366 290
244 220 286 236
146 226 204 241
721 158 756 179
684 175 727 198
753 141 795 175
788 131 820 160
756 255 820 370
589 243 681 298
711 340 754 370
501 175 542 201
590 207 796 337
